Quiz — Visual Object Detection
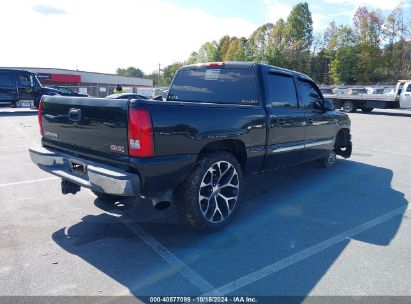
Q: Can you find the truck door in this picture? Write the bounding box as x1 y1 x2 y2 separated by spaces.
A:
400 82 411 109
297 78 336 161
0 72 17 105
264 70 306 169
16 72 35 107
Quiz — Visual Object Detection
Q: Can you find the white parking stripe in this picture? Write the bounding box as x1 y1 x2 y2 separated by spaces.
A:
84 191 215 293
356 146 411 157
0 177 58 188
122 220 215 293
204 206 408 296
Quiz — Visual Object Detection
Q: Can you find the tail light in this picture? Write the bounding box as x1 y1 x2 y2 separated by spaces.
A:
38 99 44 136
128 108 154 157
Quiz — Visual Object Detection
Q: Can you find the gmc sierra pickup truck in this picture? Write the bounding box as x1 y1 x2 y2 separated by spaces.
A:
29 62 352 230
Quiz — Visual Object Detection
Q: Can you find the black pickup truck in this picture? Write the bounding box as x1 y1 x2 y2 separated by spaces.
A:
29 62 352 230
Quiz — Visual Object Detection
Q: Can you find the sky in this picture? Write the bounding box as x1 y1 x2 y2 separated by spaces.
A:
0 0 409 75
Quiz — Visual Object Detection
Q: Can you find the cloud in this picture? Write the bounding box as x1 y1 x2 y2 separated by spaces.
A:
1 0 257 74
323 0 406 11
32 4 66 16
261 0 294 23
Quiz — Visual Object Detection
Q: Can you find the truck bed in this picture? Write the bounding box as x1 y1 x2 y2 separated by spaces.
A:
324 94 398 103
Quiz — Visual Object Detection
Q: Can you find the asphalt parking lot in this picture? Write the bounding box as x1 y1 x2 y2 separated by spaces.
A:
1 108 411 301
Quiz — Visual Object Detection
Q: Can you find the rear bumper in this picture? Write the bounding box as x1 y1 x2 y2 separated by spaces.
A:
29 146 141 196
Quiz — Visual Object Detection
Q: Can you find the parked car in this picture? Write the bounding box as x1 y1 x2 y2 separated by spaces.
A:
50 86 88 97
106 93 148 99
29 62 352 230
334 87 347 95
346 87 368 95
320 87 334 95
383 87 395 95
366 87 385 94
0 69 60 108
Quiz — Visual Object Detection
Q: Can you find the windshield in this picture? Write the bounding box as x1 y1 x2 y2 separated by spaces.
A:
168 68 259 105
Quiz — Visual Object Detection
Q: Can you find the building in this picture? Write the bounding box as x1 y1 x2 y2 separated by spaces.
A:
8 67 153 97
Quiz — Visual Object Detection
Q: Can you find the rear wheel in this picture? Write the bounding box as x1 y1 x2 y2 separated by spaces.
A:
361 107 374 113
342 100 357 113
173 151 243 230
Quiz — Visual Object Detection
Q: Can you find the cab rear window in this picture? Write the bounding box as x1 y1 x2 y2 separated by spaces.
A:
168 68 258 105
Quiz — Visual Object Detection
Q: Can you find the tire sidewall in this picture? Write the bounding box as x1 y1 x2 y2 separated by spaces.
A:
174 151 243 231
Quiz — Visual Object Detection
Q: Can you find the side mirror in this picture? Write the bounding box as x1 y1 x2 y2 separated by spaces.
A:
323 99 335 111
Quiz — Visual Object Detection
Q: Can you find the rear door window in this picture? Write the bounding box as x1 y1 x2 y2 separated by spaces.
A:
266 73 298 108
0 73 14 87
168 68 259 105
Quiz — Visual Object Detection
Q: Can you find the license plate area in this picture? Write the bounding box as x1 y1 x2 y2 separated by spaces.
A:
69 159 86 175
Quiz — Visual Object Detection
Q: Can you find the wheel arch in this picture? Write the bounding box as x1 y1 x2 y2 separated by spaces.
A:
198 139 247 170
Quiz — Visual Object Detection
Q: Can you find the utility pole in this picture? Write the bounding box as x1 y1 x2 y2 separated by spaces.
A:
158 63 161 80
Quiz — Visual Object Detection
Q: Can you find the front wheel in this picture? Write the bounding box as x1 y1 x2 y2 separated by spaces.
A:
173 151 243 230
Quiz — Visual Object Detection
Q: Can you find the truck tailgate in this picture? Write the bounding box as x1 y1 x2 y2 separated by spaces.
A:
41 96 129 159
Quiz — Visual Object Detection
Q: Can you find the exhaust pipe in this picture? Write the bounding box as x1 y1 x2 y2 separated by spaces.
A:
61 179 81 195
152 192 171 210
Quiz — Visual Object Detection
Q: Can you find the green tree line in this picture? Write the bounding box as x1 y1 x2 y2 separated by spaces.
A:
118 2 411 86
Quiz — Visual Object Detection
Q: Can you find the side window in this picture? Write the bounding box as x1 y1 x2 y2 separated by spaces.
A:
267 73 298 108
0 74 14 87
19 75 31 87
299 80 323 109
59 87 71 94
406 85 411 93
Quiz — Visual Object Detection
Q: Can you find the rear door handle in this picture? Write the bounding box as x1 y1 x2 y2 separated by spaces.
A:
277 118 286 127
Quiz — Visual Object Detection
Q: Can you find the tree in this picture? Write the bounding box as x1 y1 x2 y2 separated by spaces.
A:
161 62 184 85
266 18 286 67
284 2 313 51
219 36 232 61
196 41 221 62
247 23 274 61
383 3 411 80
353 7 384 82
329 26 359 84
283 2 313 73
116 66 145 78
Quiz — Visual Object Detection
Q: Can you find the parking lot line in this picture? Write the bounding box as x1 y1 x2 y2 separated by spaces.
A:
84 191 215 293
204 205 408 296
0 177 58 188
356 146 411 158
121 220 215 293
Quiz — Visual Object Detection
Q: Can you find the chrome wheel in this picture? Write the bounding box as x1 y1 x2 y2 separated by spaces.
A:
198 161 240 223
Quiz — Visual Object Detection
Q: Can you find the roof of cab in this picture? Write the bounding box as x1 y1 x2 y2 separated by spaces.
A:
0 68 34 74
180 61 314 82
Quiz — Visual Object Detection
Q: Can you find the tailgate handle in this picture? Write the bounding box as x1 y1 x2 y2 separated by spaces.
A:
68 108 81 122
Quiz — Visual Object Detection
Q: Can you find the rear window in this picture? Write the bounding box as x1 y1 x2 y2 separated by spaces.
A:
0 73 14 87
168 68 258 105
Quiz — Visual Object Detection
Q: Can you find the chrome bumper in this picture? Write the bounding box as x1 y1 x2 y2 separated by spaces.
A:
29 147 141 196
